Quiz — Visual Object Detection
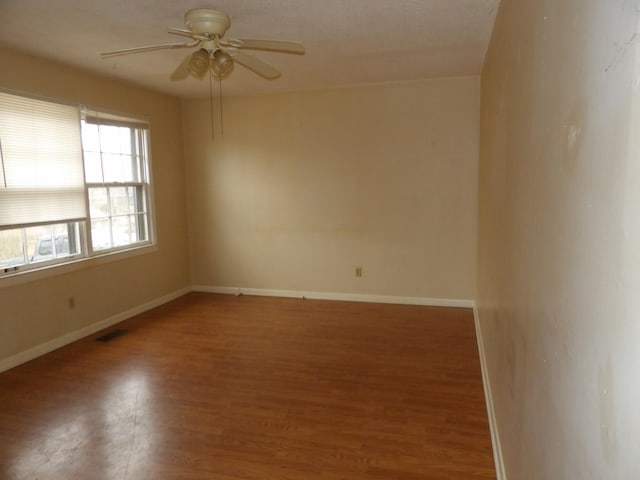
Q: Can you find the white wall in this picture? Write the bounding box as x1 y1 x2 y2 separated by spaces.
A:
0 46 191 366
477 0 640 477
183 77 480 301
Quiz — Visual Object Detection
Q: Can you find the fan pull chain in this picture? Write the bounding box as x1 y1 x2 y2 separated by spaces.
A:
218 75 224 136
209 69 215 140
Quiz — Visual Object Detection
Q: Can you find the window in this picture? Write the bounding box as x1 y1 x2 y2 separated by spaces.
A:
0 91 153 276
81 110 151 252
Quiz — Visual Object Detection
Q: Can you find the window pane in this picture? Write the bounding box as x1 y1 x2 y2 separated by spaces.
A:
110 187 130 215
27 222 81 263
37 238 52 256
100 125 131 155
0 229 25 269
81 123 100 152
102 153 133 182
88 187 109 218
83 151 103 183
91 219 111 251
112 216 132 247
1 222 82 273
27 225 55 262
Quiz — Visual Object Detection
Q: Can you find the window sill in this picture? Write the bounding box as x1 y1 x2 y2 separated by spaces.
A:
0 243 157 289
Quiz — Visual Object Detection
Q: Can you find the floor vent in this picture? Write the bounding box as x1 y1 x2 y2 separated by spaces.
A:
96 329 128 343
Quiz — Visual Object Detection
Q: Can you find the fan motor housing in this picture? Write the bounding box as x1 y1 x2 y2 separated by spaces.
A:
184 8 231 36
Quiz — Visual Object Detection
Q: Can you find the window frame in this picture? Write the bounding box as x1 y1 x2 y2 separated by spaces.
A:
0 90 156 281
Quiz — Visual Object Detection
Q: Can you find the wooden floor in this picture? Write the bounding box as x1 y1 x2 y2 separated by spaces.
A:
0 293 495 480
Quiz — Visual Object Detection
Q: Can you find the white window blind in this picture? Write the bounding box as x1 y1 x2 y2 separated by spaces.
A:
0 91 86 229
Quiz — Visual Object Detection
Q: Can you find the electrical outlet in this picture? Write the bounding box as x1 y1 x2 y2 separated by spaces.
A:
355 266 363 277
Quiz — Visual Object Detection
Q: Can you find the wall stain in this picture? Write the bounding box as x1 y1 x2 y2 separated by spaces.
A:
563 100 586 174
605 32 640 73
598 356 618 468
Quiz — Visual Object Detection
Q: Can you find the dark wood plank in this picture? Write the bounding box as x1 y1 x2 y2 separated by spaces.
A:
0 293 495 479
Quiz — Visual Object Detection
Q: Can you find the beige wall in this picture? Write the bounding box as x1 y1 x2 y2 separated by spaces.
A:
477 0 640 478
183 77 479 300
0 46 191 362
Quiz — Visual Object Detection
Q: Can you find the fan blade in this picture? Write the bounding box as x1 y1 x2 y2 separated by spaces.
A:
168 27 208 41
228 38 305 55
228 50 281 79
100 41 199 58
168 26 194 37
170 54 192 81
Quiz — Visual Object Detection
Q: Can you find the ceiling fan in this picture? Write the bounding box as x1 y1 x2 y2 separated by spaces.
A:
101 8 304 139
100 8 305 81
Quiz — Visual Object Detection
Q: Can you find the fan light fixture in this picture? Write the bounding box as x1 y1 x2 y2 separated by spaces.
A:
188 49 210 78
212 50 234 79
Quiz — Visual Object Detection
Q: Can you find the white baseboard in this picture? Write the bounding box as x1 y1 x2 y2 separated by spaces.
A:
192 285 474 308
473 306 507 480
0 286 191 374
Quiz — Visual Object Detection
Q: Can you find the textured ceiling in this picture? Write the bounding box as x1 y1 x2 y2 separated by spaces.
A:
0 1 500 98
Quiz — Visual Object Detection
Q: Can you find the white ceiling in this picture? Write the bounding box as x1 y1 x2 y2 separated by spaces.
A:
0 1 500 99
